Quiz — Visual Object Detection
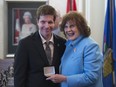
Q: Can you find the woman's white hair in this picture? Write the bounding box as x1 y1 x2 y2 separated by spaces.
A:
23 11 32 19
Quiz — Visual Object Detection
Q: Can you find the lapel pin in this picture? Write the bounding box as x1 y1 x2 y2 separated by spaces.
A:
74 48 76 52
57 44 60 47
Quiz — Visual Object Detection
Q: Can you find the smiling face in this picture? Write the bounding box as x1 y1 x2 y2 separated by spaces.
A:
64 20 80 40
37 15 55 40
24 16 31 24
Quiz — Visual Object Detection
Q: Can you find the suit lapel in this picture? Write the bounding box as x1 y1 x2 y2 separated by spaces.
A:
32 33 62 65
32 32 49 65
52 35 60 64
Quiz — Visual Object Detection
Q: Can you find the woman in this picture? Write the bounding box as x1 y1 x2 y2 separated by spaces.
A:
46 11 103 87
20 11 37 39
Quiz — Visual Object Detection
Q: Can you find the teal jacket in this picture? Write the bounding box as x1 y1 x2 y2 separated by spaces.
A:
60 36 103 87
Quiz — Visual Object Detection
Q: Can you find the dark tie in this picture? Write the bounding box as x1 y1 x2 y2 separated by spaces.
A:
45 42 52 65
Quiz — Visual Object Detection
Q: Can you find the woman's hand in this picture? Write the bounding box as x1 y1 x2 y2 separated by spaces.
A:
46 74 67 83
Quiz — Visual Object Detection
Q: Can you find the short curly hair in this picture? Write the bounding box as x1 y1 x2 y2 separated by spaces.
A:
60 11 91 37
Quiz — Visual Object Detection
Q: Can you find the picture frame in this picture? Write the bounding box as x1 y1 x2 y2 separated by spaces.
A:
12 8 37 45
7 1 46 54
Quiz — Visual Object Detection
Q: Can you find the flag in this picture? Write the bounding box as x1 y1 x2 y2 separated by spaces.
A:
66 0 77 13
112 0 116 84
14 9 21 45
103 0 116 87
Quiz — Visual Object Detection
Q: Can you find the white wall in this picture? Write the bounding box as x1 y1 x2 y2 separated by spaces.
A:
0 0 105 59
87 0 105 50
49 0 67 16
0 0 7 59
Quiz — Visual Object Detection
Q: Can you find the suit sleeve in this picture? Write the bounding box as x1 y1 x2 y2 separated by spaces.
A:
14 39 29 87
66 42 103 87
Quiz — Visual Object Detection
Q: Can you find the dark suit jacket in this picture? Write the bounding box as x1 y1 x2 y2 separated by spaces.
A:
14 32 66 87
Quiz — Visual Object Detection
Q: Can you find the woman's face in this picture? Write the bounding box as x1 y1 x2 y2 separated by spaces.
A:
64 20 80 40
24 16 31 23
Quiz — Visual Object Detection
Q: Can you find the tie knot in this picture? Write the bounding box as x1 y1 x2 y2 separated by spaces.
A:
45 41 52 46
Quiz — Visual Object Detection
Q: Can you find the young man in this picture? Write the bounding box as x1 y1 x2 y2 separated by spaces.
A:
14 5 66 87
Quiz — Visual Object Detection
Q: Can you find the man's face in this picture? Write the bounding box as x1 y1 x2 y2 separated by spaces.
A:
37 15 55 39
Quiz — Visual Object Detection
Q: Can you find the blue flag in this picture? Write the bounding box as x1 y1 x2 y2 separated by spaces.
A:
103 0 116 87
113 0 116 84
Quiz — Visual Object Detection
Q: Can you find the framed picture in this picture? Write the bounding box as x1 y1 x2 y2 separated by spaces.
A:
8 2 46 54
12 8 37 45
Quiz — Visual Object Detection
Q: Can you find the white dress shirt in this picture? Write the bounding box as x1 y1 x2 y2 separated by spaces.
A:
39 31 54 59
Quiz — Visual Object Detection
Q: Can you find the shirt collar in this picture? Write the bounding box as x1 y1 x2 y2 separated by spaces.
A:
39 31 54 44
66 35 84 47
